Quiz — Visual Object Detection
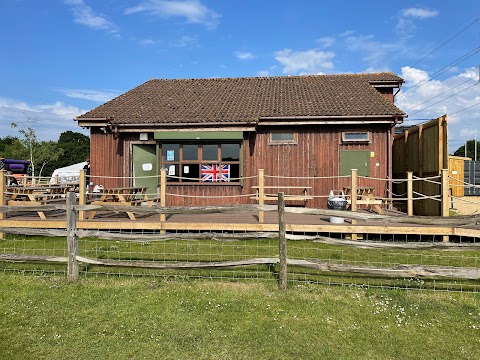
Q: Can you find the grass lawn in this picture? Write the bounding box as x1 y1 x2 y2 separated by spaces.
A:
1 274 479 360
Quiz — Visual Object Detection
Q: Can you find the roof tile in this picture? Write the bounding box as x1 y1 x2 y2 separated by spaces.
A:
77 73 405 124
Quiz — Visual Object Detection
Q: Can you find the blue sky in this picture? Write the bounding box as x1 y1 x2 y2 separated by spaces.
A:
0 0 479 154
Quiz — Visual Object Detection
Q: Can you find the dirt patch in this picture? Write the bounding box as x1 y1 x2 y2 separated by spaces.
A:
451 196 480 215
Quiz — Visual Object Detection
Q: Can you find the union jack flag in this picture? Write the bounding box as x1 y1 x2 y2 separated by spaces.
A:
201 164 230 182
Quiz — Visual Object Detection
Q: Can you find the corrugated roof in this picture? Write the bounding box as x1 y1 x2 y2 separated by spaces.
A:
77 73 405 125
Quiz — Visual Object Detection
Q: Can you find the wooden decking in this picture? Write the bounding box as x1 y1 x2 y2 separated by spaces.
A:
1 207 479 239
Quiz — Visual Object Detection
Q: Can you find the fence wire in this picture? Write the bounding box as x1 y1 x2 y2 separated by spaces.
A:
1 228 479 293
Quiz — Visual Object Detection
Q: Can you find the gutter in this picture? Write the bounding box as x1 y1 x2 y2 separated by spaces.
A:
111 121 257 127
258 114 405 120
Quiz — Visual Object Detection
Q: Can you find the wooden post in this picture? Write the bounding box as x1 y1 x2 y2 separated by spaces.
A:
350 169 358 212
407 171 413 216
160 169 167 233
0 170 5 240
350 169 358 240
54 175 59 185
79 169 86 221
66 192 79 281
441 169 450 243
278 192 287 291
258 169 265 223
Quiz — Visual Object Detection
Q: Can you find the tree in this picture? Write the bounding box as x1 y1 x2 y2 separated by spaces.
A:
56 131 90 169
0 136 27 159
35 141 64 178
11 113 39 175
453 139 480 160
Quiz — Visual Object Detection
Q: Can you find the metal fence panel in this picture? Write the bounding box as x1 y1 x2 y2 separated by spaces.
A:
464 161 480 196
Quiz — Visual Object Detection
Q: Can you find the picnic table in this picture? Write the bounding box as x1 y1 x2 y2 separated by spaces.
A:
6 185 71 219
343 186 383 214
88 187 157 220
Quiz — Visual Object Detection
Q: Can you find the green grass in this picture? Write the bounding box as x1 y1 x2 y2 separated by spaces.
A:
0 274 479 359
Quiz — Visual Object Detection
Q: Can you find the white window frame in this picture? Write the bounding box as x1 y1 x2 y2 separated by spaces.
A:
341 131 370 143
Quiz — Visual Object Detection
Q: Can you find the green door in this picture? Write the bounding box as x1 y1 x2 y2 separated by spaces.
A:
132 144 158 197
340 150 370 176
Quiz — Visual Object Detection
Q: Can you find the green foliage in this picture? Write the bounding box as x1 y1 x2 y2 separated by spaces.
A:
0 136 27 159
56 131 90 169
35 141 65 177
0 275 479 359
0 130 89 176
453 139 480 159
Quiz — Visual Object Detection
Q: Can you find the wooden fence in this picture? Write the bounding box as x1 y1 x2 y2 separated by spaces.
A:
393 115 448 216
1 192 479 291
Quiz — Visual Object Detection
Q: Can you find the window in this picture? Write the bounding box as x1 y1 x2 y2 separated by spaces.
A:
160 143 241 183
342 131 370 143
269 131 297 144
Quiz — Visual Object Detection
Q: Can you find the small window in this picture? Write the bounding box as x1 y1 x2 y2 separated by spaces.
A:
342 131 370 143
270 131 297 144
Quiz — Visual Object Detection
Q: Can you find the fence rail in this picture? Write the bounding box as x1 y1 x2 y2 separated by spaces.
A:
1 192 479 292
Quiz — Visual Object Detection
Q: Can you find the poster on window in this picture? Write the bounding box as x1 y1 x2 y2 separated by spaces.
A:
167 150 175 161
201 164 230 182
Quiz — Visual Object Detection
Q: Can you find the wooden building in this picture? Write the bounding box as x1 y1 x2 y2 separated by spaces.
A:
76 73 406 207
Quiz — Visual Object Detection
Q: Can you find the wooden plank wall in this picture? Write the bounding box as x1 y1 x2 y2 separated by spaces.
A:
91 124 391 208
449 156 470 197
392 115 448 215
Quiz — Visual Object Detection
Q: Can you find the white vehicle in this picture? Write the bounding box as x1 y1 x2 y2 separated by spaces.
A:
49 162 87 184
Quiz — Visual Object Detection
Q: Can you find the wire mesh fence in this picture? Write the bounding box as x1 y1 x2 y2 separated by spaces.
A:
1 224 479 293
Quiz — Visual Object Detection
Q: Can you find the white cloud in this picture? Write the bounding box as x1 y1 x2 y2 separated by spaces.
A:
58 88 120 102
256 70 270 77
396 66 480 153
316 36 335 48
0 97 89 141
235 51 255 60
171 35 198 47
401 66 430 85
125 0 221 29
343 34 401 69
274 49 335 75
139 38 159 46
65 0 119 34
396 7 438 39
401 8 439 19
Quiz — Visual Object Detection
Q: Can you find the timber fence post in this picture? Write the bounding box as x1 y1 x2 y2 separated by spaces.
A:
278 192 287 291
66 192 79 281
407 171 413 216
441 169 450 242
79 169 86 221
0 170 5 240
258 169 265 223
350 169 358 240
160 168 167 234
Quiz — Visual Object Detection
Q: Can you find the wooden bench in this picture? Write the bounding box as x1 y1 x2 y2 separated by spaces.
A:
6 186 68 219
251 186 313 202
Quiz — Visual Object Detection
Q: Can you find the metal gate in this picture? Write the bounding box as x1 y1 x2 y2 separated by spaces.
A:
464 161 480 195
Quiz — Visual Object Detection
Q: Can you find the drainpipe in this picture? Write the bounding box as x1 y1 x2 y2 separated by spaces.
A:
387 125 393 209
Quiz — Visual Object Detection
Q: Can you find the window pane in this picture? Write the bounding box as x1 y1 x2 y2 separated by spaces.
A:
344 132 369 141
166 164 179 182
183 144 198 160
271 132 294 141
221 143 240 161
182 164 200 182
162 144 180 162
229 164 240 180
203 144 218 161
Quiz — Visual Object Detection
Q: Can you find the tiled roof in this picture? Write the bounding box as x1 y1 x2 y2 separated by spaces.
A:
77 73 405 125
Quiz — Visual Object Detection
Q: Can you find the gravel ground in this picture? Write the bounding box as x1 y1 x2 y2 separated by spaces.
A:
451 196 480 215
